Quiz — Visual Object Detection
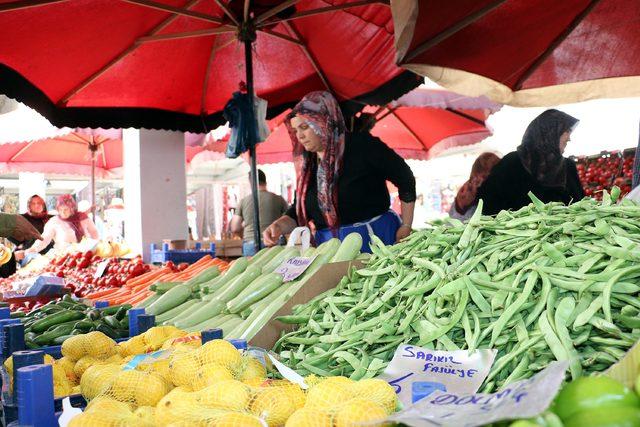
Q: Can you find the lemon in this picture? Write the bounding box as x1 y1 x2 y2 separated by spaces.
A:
86 396 133 414
84 331 117 359
133 372 171 407
62 335 89 361
251 386 297 426
192 363 234 391
285 408 333 427
80 364 120 400
196 379 250 411
215 412 265 427
168 351 201 388
74 356 101 378
306 379 354 409
350 379 398 414
334 399 388 427
197 339 241 369
236 355 267 382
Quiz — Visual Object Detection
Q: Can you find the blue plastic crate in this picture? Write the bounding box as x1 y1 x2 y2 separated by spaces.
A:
149 242 216 264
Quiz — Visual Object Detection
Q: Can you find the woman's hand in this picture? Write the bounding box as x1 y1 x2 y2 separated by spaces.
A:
263 222 283 246
14 250 25 261
396 224 412 242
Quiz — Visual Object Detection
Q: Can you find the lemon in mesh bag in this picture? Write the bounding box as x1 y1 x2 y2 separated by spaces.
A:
160 333 201 350
168 350 201 388
74 356 103 378
260 380 306 410
143 326 187 351
118 335 147 357
69 396 134 427
57 357 78 383
250 385 297 426
63 331 116 361
80 364 121 400
215 412 265 427
192 363 235 391
333 398 388 427
285 408 333 427
236 355 267 383
154 387 226 426
197 339 242 370
107 369 171 407
137 358 172 384
132 406 156 427
306 377 354 409
195 379 251 411
349 379 397 415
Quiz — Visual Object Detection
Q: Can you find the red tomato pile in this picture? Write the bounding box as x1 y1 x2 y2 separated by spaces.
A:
575 151 634 200
44 251 151 297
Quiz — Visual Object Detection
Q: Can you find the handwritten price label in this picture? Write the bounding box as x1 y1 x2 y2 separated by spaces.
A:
275 256 316 282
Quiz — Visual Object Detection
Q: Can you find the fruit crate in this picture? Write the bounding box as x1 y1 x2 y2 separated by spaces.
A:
149 242 216 264
4 328 230 426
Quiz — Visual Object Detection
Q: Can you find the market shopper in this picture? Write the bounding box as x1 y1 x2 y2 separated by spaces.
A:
449 152 501 221
231 169 288 256
18 194 99 256
263 91 416 252
477 109 584 216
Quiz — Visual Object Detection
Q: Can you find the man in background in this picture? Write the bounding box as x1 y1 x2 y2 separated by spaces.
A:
231 169 288 256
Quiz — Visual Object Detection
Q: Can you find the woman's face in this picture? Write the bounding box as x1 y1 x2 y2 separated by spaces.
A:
58 205 73 219
290 116 323 153
559 131 572 154
29 198 45 214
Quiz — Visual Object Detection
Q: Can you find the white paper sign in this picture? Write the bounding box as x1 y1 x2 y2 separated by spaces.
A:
275 256 316 282
377 344 497 407
389 361 568 427
93 259 110 279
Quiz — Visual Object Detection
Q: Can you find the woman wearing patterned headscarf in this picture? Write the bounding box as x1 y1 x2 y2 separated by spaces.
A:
477 109 584 216
263 91 416 252
19 194 99 255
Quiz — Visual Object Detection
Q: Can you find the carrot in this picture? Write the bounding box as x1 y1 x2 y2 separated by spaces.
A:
127 291 153 305
85 287 120 299
125 268 167 287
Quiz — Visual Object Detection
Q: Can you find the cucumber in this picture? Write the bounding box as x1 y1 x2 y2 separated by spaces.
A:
331 232 363 262
262 246 300 274
98 304 132 316
173 299 226 329
103 315 121 330
210 265 262 303
52 334 74 345
154 299 200 323
165 300 209 327
34 323 76 345
72 320 94 332
227 273 284 314
96 324 119 339
145 284 192 316
30 310 85 333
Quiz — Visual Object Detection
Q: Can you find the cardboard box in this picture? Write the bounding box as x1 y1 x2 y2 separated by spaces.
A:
249 260 364 350
215 239 243 258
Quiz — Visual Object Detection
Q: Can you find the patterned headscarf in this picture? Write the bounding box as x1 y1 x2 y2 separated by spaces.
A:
56 194 88 242
517 109 579 188
285 91 346 232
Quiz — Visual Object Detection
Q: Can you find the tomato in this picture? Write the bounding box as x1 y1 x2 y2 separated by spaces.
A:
177 262 189 271
165 261 175 270
552 376 640 421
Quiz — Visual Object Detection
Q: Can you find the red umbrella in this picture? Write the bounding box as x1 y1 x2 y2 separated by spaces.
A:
392 0 640 106
232 88 498 162
0 0 419 131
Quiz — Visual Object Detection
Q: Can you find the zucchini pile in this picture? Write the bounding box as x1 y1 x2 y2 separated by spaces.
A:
21 295 131 347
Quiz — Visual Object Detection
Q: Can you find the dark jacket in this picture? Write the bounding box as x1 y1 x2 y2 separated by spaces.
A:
477 152 584 216
286 132 416 229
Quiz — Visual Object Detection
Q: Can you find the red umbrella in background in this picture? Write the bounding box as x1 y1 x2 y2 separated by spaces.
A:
225 88 499 163
391 0 640 106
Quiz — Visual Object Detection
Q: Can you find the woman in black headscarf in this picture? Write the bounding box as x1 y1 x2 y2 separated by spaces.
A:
477 109 584 216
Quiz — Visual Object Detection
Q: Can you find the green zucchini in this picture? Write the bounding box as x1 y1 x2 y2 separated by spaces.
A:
145 284 192 316
185 266 220 289
136 293 160 308
173 299 226 329
200 257 249 291
249 246 284 271
154 299 200 323
331 232 363 262
262 246 300 274
227 273 284 313
30 310 85 333
210 265 262 303
164 300 209 327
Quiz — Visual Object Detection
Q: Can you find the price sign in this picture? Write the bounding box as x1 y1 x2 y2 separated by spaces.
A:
275 256 316 282
94 259 110 279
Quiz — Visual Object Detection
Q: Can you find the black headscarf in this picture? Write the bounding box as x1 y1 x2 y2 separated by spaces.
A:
517 109 579 188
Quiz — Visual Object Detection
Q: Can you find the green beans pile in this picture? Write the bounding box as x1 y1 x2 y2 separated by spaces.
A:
274 189 640 391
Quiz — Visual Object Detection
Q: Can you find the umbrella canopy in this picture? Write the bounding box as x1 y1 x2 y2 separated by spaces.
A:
218 88 498 163
0 129 205 177
391 0 640 106
0 0 420 132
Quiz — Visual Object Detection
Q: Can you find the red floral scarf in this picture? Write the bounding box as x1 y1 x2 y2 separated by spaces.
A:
285 91 346 232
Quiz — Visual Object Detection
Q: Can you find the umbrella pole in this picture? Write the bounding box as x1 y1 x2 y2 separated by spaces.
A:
89 142 97 218
242 29 262 253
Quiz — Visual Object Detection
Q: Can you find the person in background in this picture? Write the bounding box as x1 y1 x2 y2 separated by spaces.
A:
477 109 584 216
230 169 288 256
263 91 416 252
449 153 501 221
13 195 52 251
18 194 99 256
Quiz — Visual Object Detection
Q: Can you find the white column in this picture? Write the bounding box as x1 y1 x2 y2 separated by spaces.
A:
18 172 46 212
123 129 188 262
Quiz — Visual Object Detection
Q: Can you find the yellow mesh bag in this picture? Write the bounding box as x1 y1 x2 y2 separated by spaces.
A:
168 350 201 389
215 412 265 427
142 326 188 352
306 377 355 409
80 364 125 400
349 379 398 415
285 408 333 427
100 369 172 408
333 399 388 427
236 354 268 383
191 363 235 391
250 385 297 426
57 357 78 383
62 331 117 361
69 397 135 427
195 379 251 411
117 335 146 357
197 339 242 370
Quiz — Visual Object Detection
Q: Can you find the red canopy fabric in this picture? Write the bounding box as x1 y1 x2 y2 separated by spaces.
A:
392 0 640 106
0 0 420 132
0 129 204 177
